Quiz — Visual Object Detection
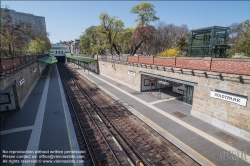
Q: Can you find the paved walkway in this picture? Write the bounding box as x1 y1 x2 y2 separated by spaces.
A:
0 64 83 166
70 63 250 166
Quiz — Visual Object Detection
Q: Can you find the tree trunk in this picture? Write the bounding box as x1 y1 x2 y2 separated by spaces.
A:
112 43 120 55
132 40 144 55
8 44 12 55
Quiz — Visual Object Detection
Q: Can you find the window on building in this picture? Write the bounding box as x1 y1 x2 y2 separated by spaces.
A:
56 51 57 54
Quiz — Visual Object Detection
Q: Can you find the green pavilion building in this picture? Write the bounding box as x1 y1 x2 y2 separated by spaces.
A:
188 26 230 58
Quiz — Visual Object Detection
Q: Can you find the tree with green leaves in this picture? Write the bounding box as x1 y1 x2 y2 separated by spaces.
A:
0 7 49 57
28 37 51 54
229 21 250 57
79 26 97 54
99 12 124 55
120 28 134 54
0 7 35 56
130 2 159 55
131 2 159 27
79 25 109 55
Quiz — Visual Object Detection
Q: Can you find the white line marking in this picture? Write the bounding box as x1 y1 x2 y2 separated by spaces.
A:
22 67 51 166
87 72 250 164
0 126 33 135
149 96 183 105
56 65 83 166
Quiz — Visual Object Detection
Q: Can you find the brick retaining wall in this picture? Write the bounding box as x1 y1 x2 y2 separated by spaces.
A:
128 56 139 63
154 57 176 67
176 57 211 71
211 59 250 75
126 56 250 75
138 56 154 64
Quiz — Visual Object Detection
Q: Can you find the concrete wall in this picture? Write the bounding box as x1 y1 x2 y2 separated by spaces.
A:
98 60 250 140
0 62 40 109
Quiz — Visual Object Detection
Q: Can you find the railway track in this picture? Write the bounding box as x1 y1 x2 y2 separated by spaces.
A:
58 64 131 166
58 63 200 166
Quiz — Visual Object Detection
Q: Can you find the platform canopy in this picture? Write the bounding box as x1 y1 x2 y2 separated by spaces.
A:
140 71 198 86
38 55 58 64
66 53 96 63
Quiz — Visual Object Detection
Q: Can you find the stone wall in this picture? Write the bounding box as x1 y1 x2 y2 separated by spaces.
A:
99 61 141 91
98 60 250 140
0 62 40 109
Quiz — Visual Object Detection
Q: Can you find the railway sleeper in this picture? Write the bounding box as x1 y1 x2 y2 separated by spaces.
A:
62 64 199 166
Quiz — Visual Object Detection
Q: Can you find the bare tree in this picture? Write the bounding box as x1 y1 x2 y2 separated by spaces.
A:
228 22 244 45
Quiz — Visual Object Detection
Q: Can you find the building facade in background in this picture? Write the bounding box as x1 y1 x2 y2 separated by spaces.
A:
71 39 82 55
8 8 47 36
51 44 69 56
51 44 69 63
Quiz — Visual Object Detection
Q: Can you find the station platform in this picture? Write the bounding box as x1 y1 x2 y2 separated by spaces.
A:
69 63 250 166
0 64 83 166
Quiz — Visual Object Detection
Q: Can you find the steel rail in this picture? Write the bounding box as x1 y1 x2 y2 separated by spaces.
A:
59 64 122 166
97 90 176 166
67 68 156 166
75 69 175 166
57 64 97 166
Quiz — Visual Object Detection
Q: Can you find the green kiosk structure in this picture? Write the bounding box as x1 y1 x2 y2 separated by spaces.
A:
188 26 230 58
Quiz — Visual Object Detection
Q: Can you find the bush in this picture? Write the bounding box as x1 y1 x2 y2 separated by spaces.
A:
157 47 184 57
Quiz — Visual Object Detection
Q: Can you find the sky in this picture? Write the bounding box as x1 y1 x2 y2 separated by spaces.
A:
2 1 250 44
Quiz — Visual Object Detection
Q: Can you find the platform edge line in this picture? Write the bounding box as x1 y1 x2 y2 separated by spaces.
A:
21 66 51 166
56 65 83 166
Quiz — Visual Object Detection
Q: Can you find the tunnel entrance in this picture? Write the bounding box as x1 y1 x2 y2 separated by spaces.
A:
55 56 65 63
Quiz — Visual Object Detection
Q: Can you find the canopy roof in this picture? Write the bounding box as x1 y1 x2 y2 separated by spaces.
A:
66 53 96 63
38 55 58 64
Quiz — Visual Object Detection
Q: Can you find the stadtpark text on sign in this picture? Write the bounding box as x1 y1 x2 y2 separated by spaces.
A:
210 90 247 106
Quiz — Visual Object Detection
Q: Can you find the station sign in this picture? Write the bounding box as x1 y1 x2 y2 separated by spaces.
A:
210 91 247 106
19 78 25 86
128 70 135 76
158 80 169 85
33 67 37 73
